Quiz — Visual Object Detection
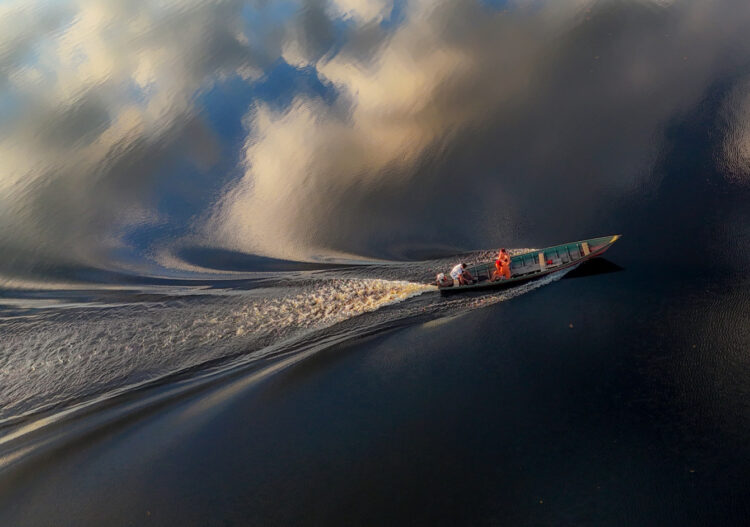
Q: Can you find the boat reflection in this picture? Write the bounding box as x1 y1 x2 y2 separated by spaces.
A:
563 258 624 279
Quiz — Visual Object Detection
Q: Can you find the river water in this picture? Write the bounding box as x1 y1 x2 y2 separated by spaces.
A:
1 0 750 525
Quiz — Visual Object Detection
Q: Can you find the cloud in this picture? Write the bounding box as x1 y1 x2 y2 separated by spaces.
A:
329 0 394 24
210 0 750 260
281 0 337 67
0 0 272 281
4 0 750 280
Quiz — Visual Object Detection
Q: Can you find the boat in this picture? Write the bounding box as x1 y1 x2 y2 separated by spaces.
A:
437 235 621 295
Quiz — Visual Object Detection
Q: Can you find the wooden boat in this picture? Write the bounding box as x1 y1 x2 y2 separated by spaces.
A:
438 235 621 295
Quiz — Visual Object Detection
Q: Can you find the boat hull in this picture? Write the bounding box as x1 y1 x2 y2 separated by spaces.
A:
438 235 620 295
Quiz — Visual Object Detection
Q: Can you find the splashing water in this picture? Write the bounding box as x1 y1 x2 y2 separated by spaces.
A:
0 278 435 424
0 247 571 432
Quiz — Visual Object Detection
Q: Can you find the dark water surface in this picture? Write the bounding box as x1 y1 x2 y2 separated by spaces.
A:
2 232 750 526
2 0 750 525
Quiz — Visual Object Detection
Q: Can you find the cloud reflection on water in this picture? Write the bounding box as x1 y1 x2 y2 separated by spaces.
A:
1 0 750 280
0 0 273 281
212 0 750 261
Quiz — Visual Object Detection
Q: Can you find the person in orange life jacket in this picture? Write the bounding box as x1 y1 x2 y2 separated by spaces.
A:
491 248 511 281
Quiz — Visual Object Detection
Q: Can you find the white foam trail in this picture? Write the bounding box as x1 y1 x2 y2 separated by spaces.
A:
0 253 574 434
0 257 579 465
0 278 435 424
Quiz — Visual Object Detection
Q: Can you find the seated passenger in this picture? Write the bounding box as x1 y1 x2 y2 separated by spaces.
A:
491 248 512 281
450 263 475 286
435 272 453 287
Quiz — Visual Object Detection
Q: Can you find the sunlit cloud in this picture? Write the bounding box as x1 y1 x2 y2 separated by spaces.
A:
329 0 394 23
210 0 750 260
2 0 750 280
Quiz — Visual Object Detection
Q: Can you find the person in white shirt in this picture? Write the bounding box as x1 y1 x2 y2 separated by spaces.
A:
435 272 453 287
449 263 474 285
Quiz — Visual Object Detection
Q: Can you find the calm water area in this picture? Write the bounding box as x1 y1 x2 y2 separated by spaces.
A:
1 0 750 525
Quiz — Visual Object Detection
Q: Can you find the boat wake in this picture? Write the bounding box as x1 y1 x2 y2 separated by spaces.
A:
0 252 574 469
0 278 434 425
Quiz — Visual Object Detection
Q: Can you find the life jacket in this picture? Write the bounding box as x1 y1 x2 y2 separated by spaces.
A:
496 251 511 278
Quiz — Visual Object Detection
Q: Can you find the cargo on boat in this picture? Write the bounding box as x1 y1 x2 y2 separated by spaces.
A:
438 235 621 295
